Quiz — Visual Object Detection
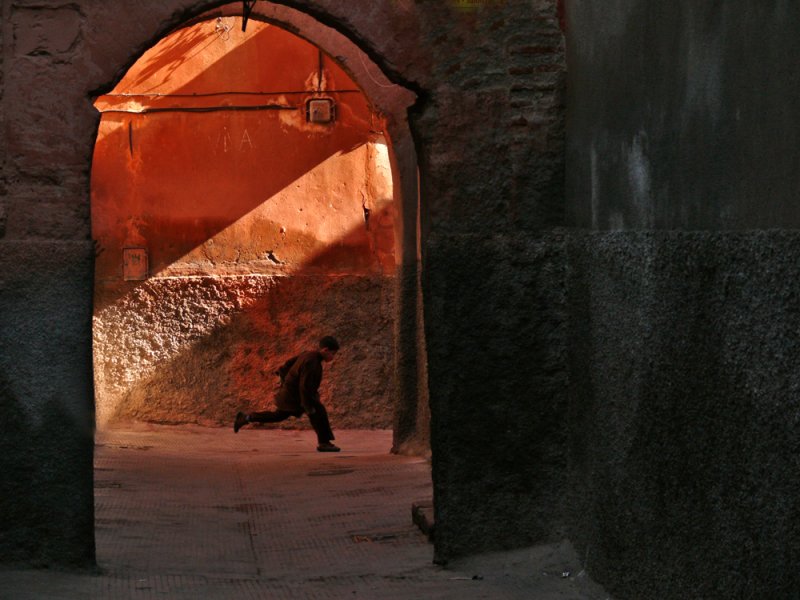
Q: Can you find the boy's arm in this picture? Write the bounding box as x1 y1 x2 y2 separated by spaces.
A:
274 356 298 384
298 361 322 414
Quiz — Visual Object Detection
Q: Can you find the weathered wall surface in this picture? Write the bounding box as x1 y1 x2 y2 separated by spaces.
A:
565 2 800 598
94 274 396 428
566 1 800 231
412 0 569 560
427 231 569 558
0 242 95 567
567 232 800 599
1 1 97 568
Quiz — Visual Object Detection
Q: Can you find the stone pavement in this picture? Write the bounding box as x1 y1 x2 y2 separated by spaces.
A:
0 425 613 599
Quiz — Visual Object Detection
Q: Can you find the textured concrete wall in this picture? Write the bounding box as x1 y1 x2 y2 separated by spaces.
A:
94 273 396 428
392 259 430 457
565 1 800 598
0 242 95 567
567 232 800 599
1 0 98 568
427 232 569 559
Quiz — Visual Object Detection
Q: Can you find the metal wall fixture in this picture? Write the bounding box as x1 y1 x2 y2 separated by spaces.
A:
306 97 335 124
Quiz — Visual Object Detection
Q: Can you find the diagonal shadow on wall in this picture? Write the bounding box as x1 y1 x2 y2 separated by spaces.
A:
92 17 377 311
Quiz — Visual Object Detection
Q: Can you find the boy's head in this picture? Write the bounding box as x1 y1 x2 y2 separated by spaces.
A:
319 336 340 362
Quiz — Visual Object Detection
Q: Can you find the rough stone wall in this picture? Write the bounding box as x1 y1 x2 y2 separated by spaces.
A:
0 243 95 567
411 0 569 560
567 232 800 599
1 2 96 568
565 1 800 598
426 232 569 558
392 259 431 457
94 273 396 428
4 3 92 240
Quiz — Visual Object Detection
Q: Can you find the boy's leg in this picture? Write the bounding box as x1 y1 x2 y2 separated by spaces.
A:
248 409 297 423
234 409 300 433
307 404 339 451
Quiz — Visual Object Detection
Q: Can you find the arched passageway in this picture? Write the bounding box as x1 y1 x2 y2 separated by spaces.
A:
90 6 427 451
6 0 575 576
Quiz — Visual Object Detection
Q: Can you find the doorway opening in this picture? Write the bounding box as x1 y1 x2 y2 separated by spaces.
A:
90 8 424 447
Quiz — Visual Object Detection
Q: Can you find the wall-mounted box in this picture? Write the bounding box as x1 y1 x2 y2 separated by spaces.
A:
123 247 148 280
306 98 335 124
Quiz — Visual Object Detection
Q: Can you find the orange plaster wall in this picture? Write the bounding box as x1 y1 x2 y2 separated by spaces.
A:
91 18 397 428
92 18 394 284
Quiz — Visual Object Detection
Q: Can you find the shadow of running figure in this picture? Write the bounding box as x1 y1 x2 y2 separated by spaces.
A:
233 336 341 452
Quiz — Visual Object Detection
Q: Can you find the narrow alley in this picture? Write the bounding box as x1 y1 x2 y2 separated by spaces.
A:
0 425 611 599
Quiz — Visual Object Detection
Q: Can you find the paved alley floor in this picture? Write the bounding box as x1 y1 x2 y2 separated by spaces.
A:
0 425 613 599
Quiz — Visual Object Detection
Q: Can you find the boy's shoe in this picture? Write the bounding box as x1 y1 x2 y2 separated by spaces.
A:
317 442 341 452
233 412 248 433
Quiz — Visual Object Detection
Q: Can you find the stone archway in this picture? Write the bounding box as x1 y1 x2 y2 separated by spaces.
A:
3 0 570 571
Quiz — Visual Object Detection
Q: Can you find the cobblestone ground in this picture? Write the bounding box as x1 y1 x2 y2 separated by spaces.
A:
0 425 613 599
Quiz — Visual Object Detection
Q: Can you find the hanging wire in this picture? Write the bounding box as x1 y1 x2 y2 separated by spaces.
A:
215 17 231 41
358 51 397 89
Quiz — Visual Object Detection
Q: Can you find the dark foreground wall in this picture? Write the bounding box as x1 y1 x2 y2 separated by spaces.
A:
0 242 95 567
426 232 570 559
567 232 800 599
566 1 800 231
566 1 800 598
415 0 569 560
